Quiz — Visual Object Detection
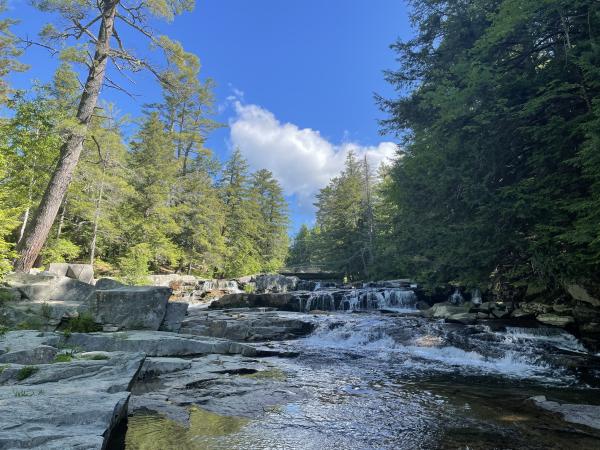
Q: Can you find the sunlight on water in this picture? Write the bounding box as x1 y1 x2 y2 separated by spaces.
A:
124 407 250 450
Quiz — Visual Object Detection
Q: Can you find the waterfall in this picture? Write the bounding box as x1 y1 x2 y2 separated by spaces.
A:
449 288 464 305
300 288 417 313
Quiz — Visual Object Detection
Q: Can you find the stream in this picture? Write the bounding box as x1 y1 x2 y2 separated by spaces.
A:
117 307 600 449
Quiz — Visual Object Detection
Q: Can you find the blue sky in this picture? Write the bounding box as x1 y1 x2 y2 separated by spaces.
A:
6 0 413 233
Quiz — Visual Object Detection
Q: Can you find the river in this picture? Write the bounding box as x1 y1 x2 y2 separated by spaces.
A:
116 309 600 449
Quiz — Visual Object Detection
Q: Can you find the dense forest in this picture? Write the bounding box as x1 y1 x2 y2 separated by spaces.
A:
2 0 600 291
288 0 600 290
0 0 289 281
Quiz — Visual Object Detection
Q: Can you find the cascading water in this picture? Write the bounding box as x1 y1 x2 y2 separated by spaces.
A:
449 288 464 305
299 287 417 313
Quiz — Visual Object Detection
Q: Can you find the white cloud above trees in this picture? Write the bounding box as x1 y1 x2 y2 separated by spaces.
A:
229 101 397 211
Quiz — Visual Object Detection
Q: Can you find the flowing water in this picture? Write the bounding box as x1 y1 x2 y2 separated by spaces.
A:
119 300 600 450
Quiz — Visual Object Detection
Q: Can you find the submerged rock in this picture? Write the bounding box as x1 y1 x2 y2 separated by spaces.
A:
530 395 600 430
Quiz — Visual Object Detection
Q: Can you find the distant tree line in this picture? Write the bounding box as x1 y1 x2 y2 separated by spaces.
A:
0 1 288 281
289 0 600 290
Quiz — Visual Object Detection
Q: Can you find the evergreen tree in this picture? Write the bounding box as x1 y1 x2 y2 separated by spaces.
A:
219 148 262 277
250 169 289 272
378 0 600 288
119 113 181 276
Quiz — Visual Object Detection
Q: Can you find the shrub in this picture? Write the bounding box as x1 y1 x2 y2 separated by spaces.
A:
53 354 73 363
63 313 101 333
16 366 38 381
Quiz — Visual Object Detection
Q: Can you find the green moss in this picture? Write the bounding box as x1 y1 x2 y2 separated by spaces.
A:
0 325 8 336
13 389 35 397
16 366 38 381
243 368 286 381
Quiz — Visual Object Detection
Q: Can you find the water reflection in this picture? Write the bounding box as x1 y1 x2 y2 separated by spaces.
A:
124 407 249 450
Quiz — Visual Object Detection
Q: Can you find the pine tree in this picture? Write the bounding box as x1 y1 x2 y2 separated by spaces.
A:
219 149 262 277
250 169 289 272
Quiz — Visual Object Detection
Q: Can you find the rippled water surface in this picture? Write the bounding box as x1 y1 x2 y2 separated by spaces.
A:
120 312 600 450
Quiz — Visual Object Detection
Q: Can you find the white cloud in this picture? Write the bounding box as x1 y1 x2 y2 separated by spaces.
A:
229 101 397 211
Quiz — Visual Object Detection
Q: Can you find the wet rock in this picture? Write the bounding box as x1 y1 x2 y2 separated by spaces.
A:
446 312 478 325
94 286 171 331
159 302 189 332
254 274 299 293
210 292 298 311
181 309 315 341
511 308 535 319
530 395 600 430
537 314 575 327
520 302 553 315
423 302 471 319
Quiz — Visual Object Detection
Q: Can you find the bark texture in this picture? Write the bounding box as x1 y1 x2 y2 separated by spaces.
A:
14 1 119 272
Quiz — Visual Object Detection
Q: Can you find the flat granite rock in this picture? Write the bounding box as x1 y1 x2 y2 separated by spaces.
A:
0 350 145 449
530 395 600 430
62 330 261 357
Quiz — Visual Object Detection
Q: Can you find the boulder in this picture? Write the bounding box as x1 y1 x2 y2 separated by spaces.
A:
537 313 575 327
159 302 189 332
48 263 95 284
181 309 315 341
210 292 298 311
4 273 95 304
424 302 471 319
567 284 600 307
95 277 126 290
254 274 299 293
93 286 171 331
446 312 478 325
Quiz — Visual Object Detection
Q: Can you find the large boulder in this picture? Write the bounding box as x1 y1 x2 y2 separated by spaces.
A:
3 273 95 305
93 286 171 331
48 263 95 284
181 309 315 341
254 274 299 293
159 302 189 332
537 313 575 327
210 292 298 311
95 277 126 290
423 302 472 319
567 284 600 307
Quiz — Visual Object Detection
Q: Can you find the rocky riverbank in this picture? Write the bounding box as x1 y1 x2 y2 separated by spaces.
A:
1 270 600 448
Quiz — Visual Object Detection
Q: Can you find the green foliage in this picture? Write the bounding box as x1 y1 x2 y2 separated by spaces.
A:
16 365 38 381
375 0 600 287
118 243 152 285
53 353 73 363
62 313 101 333
0 325 8 336
41 237 80 264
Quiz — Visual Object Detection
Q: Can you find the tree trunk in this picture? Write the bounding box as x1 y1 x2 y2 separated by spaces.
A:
13 1 119 272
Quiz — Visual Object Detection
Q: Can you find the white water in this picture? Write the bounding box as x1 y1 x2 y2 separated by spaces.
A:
299 288 417 313
295 315 578 383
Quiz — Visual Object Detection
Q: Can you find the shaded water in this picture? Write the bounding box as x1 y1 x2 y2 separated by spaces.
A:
120 312 600 449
